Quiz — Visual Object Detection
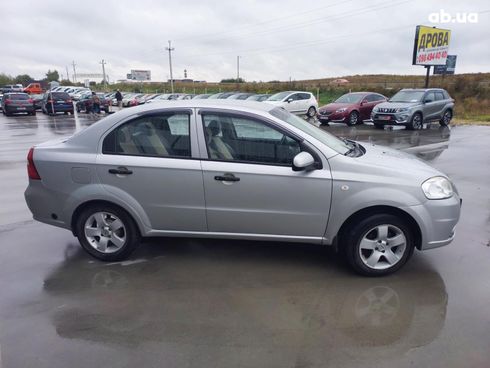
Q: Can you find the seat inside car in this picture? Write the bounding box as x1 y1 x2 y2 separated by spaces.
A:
133 122 170 156
205 120 235 160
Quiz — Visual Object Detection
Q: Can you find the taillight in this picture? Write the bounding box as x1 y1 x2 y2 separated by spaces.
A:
5 99 11 105
28 98 33 103
27 148 41 180
66 99 72 103
47 99 53 103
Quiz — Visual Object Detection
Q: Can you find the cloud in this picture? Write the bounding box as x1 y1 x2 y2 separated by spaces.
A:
0 0 488 82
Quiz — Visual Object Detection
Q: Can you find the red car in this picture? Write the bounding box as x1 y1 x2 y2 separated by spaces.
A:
317 92 387 126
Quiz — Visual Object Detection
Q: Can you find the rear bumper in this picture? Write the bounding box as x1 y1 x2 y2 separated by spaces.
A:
46 104 74 113
5 105 35 113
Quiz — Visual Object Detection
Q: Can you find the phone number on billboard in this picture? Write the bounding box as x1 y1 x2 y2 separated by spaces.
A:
417 51 448 64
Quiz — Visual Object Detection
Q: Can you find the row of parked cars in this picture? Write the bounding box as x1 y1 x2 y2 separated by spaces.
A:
1 87 454 130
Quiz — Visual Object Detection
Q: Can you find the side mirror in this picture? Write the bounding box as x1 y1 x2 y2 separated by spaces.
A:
424 99 432 103
287 98 293 103
292 151 316 172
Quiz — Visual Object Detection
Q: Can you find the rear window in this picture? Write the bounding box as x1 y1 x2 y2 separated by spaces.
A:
49 92 70 99
9 94 29 100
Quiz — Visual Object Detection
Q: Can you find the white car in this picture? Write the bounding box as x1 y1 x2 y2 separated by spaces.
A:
265 91 318 117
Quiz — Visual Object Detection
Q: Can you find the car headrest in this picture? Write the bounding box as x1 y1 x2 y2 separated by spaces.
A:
207 120 221 136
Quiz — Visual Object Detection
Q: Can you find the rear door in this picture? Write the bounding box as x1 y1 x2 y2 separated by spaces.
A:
96 109 207 232
434 91 446 118
423 91 439 120
197 110 332 238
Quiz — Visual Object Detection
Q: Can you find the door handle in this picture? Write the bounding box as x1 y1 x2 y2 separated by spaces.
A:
108 166 133 175
214 174 240 182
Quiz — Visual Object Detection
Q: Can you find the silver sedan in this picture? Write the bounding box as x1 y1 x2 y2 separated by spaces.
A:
24 100 461 276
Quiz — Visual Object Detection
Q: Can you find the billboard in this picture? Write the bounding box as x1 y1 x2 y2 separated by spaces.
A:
128 70 151 81
412 25 451 66
434 55 457 75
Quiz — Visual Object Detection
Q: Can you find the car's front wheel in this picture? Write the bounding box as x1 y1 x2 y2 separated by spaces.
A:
342 214 415 276
407 113 423 130
346 111 359 126
75 204 141 262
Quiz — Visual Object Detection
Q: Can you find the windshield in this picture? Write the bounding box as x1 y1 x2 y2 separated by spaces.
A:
389 90 425 103
267 91 291 101
270 108 350 155
335 93 364 104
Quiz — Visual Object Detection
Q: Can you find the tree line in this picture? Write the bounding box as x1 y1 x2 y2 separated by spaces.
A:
0 70 60 86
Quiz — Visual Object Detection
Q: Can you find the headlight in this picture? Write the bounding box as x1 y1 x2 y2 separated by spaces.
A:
422 176 454 199
397 107 409 112
336 107 347 113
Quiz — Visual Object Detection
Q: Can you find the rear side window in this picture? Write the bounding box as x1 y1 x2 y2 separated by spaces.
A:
435 92 445 101
49 92 70 99
103 113 191 158
9 94 29 100
300 93 311 100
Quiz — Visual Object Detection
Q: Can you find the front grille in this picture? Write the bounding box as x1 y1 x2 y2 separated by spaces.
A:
377 107 397 113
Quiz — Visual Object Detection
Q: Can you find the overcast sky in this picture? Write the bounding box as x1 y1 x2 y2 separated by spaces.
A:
0 0 488 82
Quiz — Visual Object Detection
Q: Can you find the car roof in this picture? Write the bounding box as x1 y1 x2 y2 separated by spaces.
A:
399 88 446 92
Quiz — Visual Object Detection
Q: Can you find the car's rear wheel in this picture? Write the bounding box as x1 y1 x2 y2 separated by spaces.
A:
75 204 141 262
439 109 452 126
346 111 359 126
408 113 422 130
307 106 316 117
342 214 415 276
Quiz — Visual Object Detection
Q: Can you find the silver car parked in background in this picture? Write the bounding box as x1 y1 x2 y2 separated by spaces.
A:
25 100 461 276
371 88 454 130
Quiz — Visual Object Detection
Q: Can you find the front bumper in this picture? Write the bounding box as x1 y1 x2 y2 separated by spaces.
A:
317 111 348 123
402 194 461 250
372 112 411 125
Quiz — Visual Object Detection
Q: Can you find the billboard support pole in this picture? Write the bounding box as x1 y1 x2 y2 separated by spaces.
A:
424 65 430 88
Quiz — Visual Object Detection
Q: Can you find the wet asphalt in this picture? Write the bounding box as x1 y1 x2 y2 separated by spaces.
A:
0 110 489 368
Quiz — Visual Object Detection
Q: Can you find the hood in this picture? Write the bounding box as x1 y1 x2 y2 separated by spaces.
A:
328 141 447 204
374 101 420 110
320 102 352 112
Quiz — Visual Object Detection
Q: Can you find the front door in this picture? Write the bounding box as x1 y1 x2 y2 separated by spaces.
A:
198 111 332 238
96 110 206 232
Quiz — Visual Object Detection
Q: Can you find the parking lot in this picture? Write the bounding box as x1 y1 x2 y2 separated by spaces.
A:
0 111 489 367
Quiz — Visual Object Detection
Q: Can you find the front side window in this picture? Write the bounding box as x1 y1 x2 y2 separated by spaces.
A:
103 113 191 157
202 114 300 165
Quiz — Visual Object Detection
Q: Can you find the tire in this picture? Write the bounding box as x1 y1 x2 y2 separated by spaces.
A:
75 204 141 262
439 109 452 126
407 113 422 130
374 123 384 129
341 213 415 276
346 111 359 126
307 106 316 118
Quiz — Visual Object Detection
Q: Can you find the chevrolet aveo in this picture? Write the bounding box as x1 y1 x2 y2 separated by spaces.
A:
24 100 461 276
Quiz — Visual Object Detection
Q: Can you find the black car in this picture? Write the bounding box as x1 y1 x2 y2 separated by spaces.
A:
42 92 74 115
30 93 45 110
1 92 35 116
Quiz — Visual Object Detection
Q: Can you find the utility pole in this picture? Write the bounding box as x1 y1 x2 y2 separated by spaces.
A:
72 61 77 83
424 65 431 88
236 56 240 90
165 40 175 93
66 66 70 82
100 59 107 90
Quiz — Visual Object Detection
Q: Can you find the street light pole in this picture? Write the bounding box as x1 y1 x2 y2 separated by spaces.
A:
166 40 175 93
100 59 107 90
236 55 240 90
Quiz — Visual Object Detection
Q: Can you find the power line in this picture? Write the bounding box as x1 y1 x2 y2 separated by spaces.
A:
191 0 411 45
175 0 358 42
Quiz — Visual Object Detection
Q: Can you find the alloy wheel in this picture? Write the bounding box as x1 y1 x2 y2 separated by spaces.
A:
84 212 127 254
358 224 407 270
